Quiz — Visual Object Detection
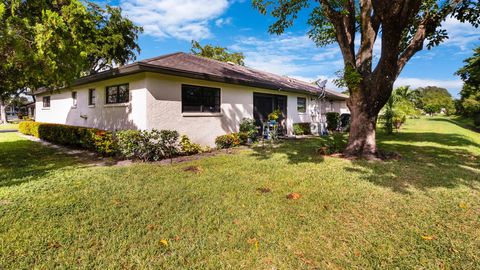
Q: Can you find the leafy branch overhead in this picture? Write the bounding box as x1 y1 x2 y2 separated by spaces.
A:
0 0 143 94
191 40 245 66
253 0 479 157
254 0 479 77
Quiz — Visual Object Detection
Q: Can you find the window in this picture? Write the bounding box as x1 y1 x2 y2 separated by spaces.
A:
297 97 306 113
72 91 77 107
43 96 51 108
106 84 129 104
88 89 96 106
182 84 221 113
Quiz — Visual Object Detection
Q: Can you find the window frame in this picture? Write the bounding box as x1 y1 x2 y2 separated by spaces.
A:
181 84 221 113
297 97 307 113
105 84 129 104
88 88 96 106
43 96 51 109
71 91 77 108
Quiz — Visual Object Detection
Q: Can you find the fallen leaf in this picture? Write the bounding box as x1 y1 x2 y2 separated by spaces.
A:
256 187 272 193
47 241 61 249
459 202 468 209
247 238 259 250
422 235 434 241
160 239 168 247
286 192 301 200
354 249 361 257
183 166 203 173
113 199 121 206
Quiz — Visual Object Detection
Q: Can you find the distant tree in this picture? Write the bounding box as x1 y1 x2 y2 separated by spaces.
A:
455 46 480 117
253 0 479 158
0 0 142 124
191 40 245 65
417 86 455 115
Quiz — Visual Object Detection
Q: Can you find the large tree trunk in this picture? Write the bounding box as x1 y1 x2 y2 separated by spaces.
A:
344 102 378 158
0 98 7 124
343 80 394 159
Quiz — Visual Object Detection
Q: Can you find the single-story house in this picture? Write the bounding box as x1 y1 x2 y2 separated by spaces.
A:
34 52 349 146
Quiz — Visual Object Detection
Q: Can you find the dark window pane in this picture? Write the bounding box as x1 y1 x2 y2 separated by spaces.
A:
106 84 129 104
118 84 129 103
89 89 96 105
72 92 77 106
43 96 50 108
182 84 220 113
297 97 306 113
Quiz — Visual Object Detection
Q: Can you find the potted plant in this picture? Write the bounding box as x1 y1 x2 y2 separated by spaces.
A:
268 109 281 123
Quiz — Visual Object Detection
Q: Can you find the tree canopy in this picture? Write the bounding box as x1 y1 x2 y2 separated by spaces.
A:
0 1 142 91
0 0 142 123
455 46 480 117
191 40 245 65
252 0 479 157
417 86 455 115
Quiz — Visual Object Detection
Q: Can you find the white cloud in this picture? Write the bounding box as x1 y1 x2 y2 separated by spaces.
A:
120 0 230 40
395 77 463 97
215 17 232 27
441 17 480 51
230 34 344 80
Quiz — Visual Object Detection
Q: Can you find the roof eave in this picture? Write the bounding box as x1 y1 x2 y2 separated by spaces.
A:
34 62 349 100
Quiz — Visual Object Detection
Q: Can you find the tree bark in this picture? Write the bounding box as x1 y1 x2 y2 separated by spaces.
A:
344 98 378 158
0 98 7 124
344 79 394 159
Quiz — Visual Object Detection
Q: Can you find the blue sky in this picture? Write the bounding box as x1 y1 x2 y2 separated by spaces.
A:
104 0 479 97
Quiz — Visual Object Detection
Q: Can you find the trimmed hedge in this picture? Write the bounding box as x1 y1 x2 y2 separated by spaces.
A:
293 122 311 135
18 121 116 156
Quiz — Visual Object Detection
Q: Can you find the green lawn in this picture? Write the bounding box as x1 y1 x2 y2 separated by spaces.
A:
0 117 479 269
0 123 19 130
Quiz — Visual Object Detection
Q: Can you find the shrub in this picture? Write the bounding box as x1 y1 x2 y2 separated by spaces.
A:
474 112 480 127
215 134 237 149
180 135 203 155
293 122 311 135
18 121 116 156
326 112 340 131
237 132 249 145
317 133 347 155
215 133 245 149
159 130 180 159
239 118 258 140
116 129 180 161
19 121 40 137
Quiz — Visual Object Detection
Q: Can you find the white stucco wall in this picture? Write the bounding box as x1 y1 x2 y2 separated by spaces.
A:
35 74 148 130
144 73 327 146
35 71 349 147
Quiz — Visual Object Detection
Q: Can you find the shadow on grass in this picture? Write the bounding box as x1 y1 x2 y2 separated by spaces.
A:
378 131 480 149
250 138 325 164
250 133 479 194
349 143 479 194
429 117 480 133
0 136 98 188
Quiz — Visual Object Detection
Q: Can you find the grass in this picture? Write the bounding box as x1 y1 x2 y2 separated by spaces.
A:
0 116 479 269
0 123 18 130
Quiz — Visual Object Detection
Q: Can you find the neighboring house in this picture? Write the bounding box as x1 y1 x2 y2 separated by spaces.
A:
34 52 349 146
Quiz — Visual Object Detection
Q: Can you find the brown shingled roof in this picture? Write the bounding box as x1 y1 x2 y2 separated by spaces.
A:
35 52 348 100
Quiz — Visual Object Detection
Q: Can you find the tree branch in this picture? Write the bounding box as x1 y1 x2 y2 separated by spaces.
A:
397 0 463 76
356 0 380 73
318 0 356 65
